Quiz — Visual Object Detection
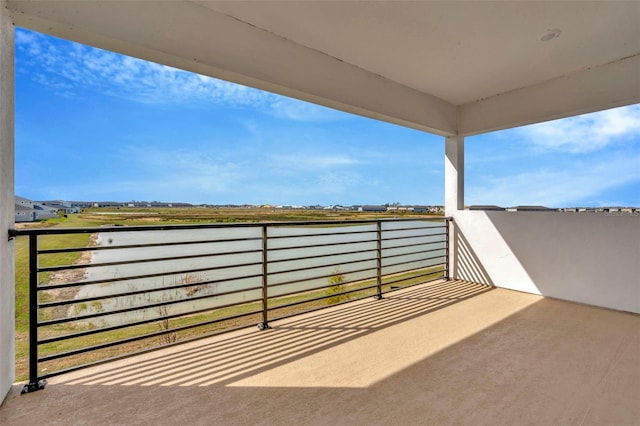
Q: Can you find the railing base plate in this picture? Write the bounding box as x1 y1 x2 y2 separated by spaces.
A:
257 322 271 331
21 380 47 394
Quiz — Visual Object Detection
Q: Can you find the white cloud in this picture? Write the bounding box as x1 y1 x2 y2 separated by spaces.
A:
15 29 37 46
119 147 247 196
315 171 364 194
268 153 363 171
269 98 346 122
15 28 347 122
518 104 640 154
16 28 271 107
466 154 640 207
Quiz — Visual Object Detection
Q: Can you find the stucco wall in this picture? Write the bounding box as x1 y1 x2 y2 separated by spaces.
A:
452 210 640 314
0 2 15 402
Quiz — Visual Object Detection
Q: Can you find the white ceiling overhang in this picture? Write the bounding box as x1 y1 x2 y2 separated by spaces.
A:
6 1 640 137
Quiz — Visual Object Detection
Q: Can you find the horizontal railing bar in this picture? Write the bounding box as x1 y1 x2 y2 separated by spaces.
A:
383 248 444 260
37 236 263 254
37 246 444 291
382 241 445 252
37 227 444 256
383 254 445 270
267 264 377 288
269 272 379 299
38 248 263 273
271 281 379 302
267 247 377 264
269 275 376 300
39 290 263 327
384 225 447 232
268 218 447 226
382 249 445 262
267 283 378 313
12 217 450 237
40 253 263 274
381 234 445 243
380 224 447 232
37 261 263 290
267 256 375 277
267 229 376 240
382 270 445 288
38 309 263 362
384 252 445 265
267 238 378 252
39 298 263 343
39 280 263 309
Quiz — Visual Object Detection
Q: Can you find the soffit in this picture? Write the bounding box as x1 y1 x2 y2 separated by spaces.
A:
201 1 639 106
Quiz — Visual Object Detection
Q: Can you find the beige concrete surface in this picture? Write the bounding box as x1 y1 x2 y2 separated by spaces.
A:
1 280 639 425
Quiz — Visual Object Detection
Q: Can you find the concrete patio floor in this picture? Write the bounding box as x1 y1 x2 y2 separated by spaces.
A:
1 279 639 425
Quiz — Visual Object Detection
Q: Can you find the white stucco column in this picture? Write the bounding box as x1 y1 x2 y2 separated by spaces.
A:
0 1 15 402
445 135 464 216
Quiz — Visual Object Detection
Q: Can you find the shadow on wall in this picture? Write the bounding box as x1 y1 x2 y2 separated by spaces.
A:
484 211 640 313
452 224 494 287
452 210 640 314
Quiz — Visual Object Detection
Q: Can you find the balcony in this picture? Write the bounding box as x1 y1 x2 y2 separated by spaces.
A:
2 276 638 424
1 2 639 419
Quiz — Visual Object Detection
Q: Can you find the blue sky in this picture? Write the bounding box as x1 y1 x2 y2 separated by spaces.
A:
14 28 640 207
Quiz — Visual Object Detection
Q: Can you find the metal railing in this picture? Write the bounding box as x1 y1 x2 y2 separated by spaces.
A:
10 217 450 392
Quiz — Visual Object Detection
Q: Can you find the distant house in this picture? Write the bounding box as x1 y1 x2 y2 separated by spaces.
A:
14 196 57 221
32 203 58 220
358 205 387 212
15 196 38 222
15 196 80 222
93 201 123 208
38 201 78 215
411 206 430 213
15 196 33 209
14 204 36 222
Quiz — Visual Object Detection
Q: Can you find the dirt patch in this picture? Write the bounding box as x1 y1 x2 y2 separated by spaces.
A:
46 233 98 319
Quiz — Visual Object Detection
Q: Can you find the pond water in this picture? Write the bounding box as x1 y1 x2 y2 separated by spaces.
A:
69 221 445 327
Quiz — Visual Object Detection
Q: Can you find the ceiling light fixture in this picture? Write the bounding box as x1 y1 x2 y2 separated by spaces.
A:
539 29 562 42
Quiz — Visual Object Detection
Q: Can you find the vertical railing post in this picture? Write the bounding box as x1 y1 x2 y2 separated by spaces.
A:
22 233 46 393
374 221 383 300
444 218 450 281
258 225 270 330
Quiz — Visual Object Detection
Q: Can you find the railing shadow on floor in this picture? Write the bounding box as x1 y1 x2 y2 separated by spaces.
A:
55 280 492 388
